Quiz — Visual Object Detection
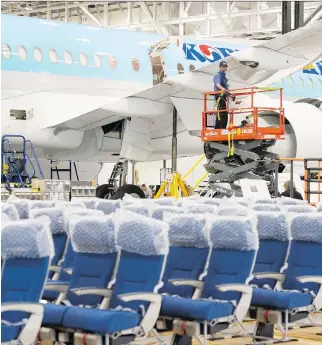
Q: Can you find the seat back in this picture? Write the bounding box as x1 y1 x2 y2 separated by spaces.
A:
283 214 322 294
67 215 119 305
252 204 281 212
283 205 316 214
251 212 290 288
58 209 104 282
7 200 30 219
150 206 184 221
122 204 150 217
202 216 258 303
109 211 169 311
217 205 249 216
279 197 308 206
28 200 56 214
1 203 19 221
29 208 68 268
160 214 211 298
317 203 322 212
95 200 121 215
183 203 217 214
2 219 54 323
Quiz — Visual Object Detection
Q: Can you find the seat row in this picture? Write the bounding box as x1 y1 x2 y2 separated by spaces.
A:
2 199 322 345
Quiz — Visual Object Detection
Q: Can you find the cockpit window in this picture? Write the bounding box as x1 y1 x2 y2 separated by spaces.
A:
34 47 43 62
80 53 88 66
49 49 58 64
132 58 139 72
2 44 11 59
94 54 102 68
64 51 73 64
109 56 117 69
177 63 184 74
18 46 28 61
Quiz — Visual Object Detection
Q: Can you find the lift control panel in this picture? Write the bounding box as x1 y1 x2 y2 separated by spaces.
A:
201 87 286 142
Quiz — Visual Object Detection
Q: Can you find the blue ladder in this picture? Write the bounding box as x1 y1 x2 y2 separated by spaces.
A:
1 135 44 189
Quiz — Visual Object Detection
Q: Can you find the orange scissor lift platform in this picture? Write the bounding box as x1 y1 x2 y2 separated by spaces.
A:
201 87 286 142
201 87 286 197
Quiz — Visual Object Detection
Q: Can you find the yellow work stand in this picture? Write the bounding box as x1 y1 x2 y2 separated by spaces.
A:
154 172 191 199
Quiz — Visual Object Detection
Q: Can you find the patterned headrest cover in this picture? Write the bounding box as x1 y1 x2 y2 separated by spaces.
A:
252 204 281 212
72 198 98 209
153 197 176 206
255 212 290 242
123 204 149 217
1 203 19 221
95 200 121 215
1 212 11 226
279 197 308 206
165 214 210 248
283 205 316 214
70 199 87 208
8 200 29 219
210 216 258 251
115 211 169 256
64 209 104 233
1 219 54 259
151 206 184 220
317 203 322 212
184 203 217 214
29 201 56 213
217 205 249 216
254 198 277 204
291 214 322 244
69 215 118 254
29 208 67 234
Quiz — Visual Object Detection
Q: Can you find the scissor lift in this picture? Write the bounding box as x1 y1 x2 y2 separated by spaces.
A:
201 87 286 197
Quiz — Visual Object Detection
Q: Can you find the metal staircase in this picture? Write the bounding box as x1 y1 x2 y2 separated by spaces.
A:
1 135 44 190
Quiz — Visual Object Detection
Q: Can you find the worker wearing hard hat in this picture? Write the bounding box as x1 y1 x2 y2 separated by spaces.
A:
213 61 229 129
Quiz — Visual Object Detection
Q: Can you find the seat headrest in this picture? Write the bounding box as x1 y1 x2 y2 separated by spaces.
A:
95 200 121 215
115 211 169 256
69 215 118 254
29 208 67 234
200 198 221 206
64 208 104 233
317 203 322 212
166 214 210 248
1 203 19 221
7 200 29 219
2 219 54 259
252 204 281 212
122 205 149 217
153 197 176 206
151 206 184 220
1 212 11 226
283 205 316 214
255 212 290 242
73 198 98 209
184 203 217 214
254 198 277 204
210 216 258 251
29 201 56 213
217 205 249 216
291 214 322 244
70 199 87 208
279 197 308 206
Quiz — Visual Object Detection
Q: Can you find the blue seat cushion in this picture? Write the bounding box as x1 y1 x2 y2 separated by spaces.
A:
1 324 21 342
62 307 141 334
251 288 312 310
43 303 70 326
160 296 234 321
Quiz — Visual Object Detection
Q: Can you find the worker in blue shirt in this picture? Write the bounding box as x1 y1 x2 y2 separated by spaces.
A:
213 61 229 129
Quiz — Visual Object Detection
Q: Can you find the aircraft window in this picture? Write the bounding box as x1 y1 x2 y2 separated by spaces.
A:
2 44 11 59
319 80 322 90
80 53 88 66
64 51 73 64
308 77 314 89
189 64 196 72
109 56 117 69
177 63 184 74
34 47 43 62
132 58 139 72
94 54 102 68
18 46 28 60
49 49 58 64
298 77 304 88
286 76 294 88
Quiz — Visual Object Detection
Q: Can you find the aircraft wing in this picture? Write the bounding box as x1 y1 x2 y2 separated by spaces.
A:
53 20 322 131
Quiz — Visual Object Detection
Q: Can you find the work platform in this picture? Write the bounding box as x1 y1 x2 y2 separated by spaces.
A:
201 87 286 197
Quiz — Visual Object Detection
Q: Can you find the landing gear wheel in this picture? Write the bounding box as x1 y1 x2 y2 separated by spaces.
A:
96 184 114 199
111 184 145 200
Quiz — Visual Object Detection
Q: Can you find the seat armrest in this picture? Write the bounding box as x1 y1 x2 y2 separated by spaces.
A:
49 265 62 273
2 303 43 345
70 287 112 298
169 279 204 289
216 283 252 294
63 268 73 275
253 272 285 283
45 283 69 293
118 293 161 336
296 276 322 284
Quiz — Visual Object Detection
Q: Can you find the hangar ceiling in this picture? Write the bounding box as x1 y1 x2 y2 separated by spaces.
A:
2 1 322 39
